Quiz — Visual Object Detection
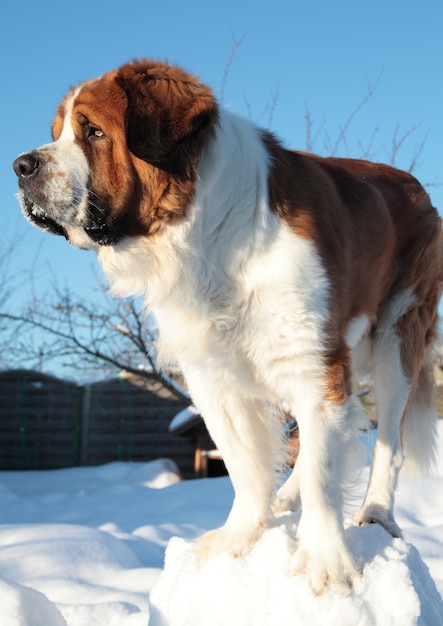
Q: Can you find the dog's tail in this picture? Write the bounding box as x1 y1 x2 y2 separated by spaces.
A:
401 350 439 477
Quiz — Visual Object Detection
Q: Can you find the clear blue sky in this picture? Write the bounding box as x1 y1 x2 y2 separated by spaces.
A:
1 0 442 370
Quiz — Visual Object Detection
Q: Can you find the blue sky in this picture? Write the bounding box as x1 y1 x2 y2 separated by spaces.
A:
1 0 443 370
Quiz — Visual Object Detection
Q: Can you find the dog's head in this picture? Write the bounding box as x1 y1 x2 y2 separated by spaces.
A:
13 59 218 249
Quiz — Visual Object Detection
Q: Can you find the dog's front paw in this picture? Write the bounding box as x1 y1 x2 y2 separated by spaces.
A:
196 522 266 562
290 534 362 595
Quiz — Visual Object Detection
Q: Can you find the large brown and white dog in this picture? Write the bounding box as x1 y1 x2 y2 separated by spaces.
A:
13 59 442 592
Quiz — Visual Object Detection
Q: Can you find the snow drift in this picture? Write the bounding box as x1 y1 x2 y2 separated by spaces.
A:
149 523 443 626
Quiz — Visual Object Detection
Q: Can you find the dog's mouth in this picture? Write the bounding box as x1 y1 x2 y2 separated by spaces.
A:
22 195 121 246
23 195 67 238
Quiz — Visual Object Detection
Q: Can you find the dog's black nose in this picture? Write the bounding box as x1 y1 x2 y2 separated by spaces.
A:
13 153 40 179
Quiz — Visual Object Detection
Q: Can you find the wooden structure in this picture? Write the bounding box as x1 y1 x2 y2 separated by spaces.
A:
169 407 226 477
169 406 300 477
0 369 195 477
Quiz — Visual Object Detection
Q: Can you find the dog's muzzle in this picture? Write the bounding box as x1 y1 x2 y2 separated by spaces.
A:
13 152 68 237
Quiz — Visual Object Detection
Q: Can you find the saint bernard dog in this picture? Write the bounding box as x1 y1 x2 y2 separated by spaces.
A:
13 59 442 593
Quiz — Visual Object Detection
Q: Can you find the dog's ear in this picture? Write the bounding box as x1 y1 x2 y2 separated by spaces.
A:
116 60 218 176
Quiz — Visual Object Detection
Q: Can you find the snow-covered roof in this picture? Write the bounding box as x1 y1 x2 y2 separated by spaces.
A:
169 405 201 434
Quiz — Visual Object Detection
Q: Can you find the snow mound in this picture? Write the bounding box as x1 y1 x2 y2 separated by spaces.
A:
148 522 443 626
61 601 147 626
0 578 67 626
0 524 148 626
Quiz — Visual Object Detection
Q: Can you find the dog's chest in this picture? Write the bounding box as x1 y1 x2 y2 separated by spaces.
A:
154 226 331 388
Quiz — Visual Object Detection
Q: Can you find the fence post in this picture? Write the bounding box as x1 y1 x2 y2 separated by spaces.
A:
80 384 91 465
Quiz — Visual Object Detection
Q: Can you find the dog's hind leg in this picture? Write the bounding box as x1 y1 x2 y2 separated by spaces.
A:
272 460 301 515
353 291 439 537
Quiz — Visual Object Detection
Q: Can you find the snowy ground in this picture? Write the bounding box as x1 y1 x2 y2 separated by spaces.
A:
0 425 442 625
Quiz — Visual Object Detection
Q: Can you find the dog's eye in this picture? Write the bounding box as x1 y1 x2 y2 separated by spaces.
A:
88 126 105 140
77 113 106 142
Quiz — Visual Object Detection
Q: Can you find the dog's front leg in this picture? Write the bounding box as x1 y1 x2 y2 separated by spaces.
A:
289 390 362 594
185 369 281 560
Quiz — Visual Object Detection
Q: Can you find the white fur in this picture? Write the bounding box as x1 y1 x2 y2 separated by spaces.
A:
346 314 370 350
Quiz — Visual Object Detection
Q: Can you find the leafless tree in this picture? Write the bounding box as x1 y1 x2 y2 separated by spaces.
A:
0 282 188 399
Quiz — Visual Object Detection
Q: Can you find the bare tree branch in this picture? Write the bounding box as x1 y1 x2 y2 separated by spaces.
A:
357 123 380 161
328 68 384 156
304 108 327 153
220 33 245 104
388 122 430 173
